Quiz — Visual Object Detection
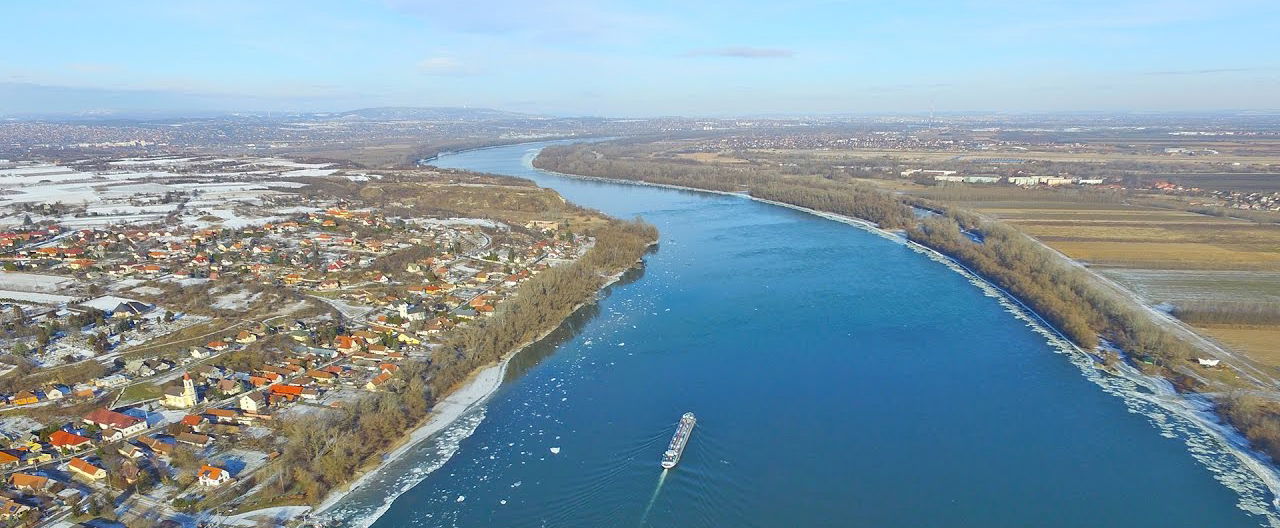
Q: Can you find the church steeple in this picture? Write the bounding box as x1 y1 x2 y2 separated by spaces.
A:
182 372 197 407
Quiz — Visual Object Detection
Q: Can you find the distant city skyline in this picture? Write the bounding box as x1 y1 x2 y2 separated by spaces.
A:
2 0 1279 117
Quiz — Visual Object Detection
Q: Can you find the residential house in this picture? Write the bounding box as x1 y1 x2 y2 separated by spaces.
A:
176 432 211 448
198 464 231 486
0 498 31 519
49 430 92 452
83 408 146 436
365 372 392 391
10 473 50 492
68 457 106 481
239 392 267 414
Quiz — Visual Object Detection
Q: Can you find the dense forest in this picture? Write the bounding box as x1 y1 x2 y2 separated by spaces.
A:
268 218 657 504
535 141 1280 462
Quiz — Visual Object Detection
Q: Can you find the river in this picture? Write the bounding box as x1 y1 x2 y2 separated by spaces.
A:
321 140 1278 527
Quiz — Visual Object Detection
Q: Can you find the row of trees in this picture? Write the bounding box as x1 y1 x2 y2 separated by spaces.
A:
537 140 1280 461
535 145 915 228
1171 301 1280 326
268 218 657 504
907 209 1200 367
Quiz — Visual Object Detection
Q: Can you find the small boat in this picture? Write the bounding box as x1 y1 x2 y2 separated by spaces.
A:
661 412 697 469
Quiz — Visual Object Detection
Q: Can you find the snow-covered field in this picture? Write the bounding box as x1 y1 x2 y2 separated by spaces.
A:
0 289 78 304
0 165 94 186
212 291 261 310
415 217 509 229
0 271 75 293
284 168 339 177
1100 269 1280 305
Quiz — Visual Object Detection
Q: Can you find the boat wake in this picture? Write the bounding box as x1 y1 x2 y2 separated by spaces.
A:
639 469 669 526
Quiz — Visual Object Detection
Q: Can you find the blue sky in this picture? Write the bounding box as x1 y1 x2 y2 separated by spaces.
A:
2 0 1278 116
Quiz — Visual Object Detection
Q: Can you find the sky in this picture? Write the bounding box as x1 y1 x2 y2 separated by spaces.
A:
1 0 1278 117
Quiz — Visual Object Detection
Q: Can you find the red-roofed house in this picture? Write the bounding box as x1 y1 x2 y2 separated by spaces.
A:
49 430 92 452
83 408 146 435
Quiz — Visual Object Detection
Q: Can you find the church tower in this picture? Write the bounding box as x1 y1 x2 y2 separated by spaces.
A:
181 372 197 407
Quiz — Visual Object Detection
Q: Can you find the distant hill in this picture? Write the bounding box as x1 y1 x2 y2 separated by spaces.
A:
331 106 542 121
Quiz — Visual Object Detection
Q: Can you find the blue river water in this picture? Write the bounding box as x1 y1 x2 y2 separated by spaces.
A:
323 141 1278 527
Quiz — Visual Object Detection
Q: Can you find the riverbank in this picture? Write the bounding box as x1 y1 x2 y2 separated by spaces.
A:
296 241 653 525
526 151 1280 512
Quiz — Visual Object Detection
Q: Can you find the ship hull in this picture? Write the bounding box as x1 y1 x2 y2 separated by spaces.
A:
661 412 697 469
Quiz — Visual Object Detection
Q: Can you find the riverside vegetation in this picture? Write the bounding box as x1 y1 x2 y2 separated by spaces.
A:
206 173 661 509
533 142 1280 463
261 218 656 505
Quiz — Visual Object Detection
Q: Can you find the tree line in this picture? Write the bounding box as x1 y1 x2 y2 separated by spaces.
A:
535 145 914 228
1171 301 1280 326
536 141 1280 462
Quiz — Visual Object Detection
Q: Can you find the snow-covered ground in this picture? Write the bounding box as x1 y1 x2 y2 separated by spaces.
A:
212 291 261 310
0 271 75 293
310 295 375 320
0 415 44 438
79 295 145 311
0 289 78 304
283 168 339 177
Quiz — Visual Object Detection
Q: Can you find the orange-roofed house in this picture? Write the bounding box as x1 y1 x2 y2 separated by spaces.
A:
0 451 19 468
9 473 50 492
334 335 359 354
49 430 92 452
68 457 106 481
198 464 231 486
269 384 304 400
365 372 392 392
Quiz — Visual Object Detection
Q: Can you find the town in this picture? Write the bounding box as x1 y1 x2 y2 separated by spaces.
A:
0 155 597 526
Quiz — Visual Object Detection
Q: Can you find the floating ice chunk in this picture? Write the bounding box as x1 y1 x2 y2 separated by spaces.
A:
456 495 466 502
500 499 507 505
550 447 561 454
617 342 625 346
512 481 522 487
